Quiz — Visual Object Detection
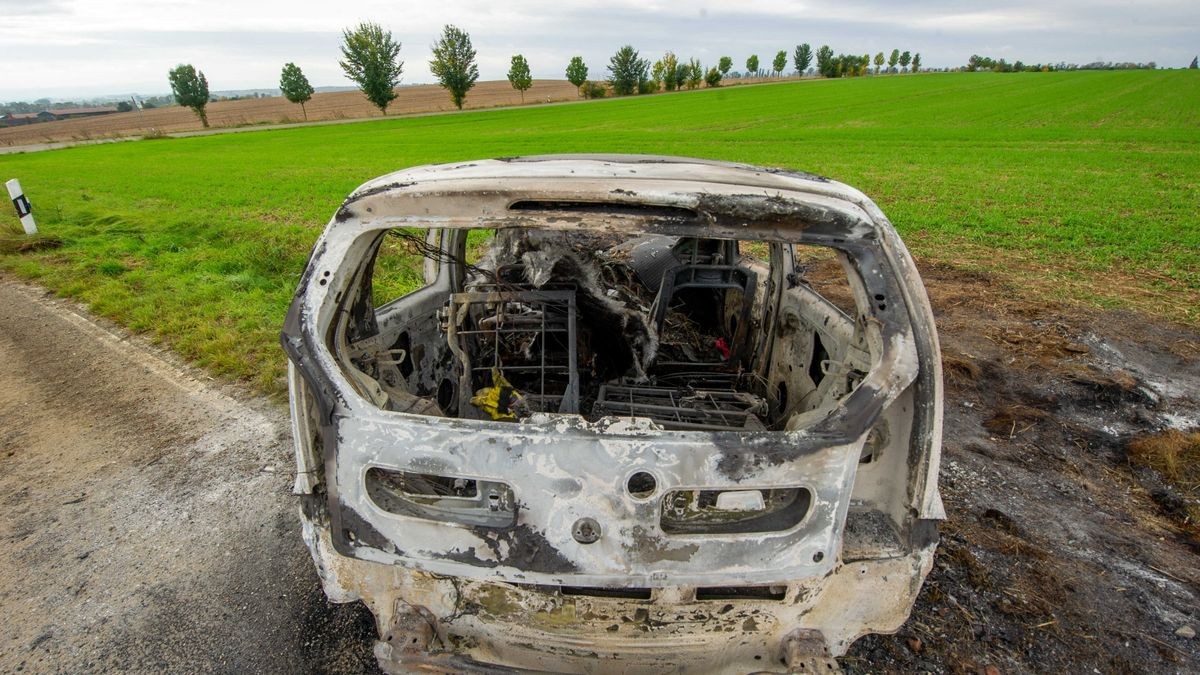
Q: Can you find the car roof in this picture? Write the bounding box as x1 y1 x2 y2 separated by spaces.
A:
332 155 886 244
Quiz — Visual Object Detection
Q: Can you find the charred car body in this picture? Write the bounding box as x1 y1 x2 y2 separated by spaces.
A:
282 155 943 673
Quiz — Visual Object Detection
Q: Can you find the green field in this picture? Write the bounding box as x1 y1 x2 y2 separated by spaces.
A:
1 71 1196 393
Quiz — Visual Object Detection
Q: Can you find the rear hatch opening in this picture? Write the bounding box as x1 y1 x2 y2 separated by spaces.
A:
330 225 894 540
338 227 867 432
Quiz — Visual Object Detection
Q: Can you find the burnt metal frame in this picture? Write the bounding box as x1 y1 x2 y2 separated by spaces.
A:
593 383 766 431
445 289 580 417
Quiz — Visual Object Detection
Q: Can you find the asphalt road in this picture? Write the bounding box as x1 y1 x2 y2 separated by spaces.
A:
0 278 380 674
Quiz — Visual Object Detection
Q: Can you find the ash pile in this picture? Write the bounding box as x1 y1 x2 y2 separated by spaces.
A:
443 229 769 431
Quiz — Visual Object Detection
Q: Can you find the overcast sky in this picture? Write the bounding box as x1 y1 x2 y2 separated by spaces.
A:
2 0 1197 101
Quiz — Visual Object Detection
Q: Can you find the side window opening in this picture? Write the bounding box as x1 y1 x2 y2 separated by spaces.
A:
794 246 858 319
370 229 428 309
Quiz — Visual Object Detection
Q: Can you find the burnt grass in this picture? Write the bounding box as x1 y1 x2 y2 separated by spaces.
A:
840 261 1200 673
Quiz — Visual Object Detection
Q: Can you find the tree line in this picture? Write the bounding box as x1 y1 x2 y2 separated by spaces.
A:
7 33 1188 121
966 55 1160 72
161 21 931 127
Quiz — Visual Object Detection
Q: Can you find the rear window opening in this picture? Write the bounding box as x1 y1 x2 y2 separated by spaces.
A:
332 226 873 433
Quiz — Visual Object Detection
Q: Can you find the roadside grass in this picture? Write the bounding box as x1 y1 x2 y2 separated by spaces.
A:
0 224 62 254
0 71 1196 395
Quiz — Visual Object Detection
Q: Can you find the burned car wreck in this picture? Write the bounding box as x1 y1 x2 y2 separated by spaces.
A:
282 155 943 673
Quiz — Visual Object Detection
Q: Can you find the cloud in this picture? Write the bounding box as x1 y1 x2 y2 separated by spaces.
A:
0 0 70 15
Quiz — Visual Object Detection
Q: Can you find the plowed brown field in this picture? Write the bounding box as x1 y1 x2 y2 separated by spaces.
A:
0 79 581 146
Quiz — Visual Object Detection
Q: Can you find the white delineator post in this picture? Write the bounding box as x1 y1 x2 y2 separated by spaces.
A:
6 178 37 235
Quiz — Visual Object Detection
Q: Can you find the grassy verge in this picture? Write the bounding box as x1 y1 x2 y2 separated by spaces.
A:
0 71 1196 395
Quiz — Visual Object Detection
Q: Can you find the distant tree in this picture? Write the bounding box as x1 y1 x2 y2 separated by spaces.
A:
429 24 479 110
834 54 857 78
607 45 649 96
816 45 835 78
1190 56 1199 69
507 54 533 101
673 63 689 90
566 56 589 96
116 101 133 112
705 66 722 87
888 49 900 73
686 58 703 89
167 64 210 127
772 50 788 76
874 52 885 74
580 81 607 99
911 53 922 73
339 22 404 113
718 56 733 76
650 60 665 87
658 52 680 91
794 44 813 75
279 62 314 120
746 54 759 76
899 50 912 72
676 62 692 90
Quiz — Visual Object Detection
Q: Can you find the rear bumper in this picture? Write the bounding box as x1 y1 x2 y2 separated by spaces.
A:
303 517 936 673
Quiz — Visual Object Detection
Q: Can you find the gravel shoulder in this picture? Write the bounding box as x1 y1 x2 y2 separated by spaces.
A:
0 278 378 674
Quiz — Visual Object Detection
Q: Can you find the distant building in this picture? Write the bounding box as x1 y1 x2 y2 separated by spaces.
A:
0 112 43 126
0 106 120 127
43 106 121 120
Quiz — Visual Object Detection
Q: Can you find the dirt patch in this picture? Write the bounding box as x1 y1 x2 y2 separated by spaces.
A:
844 259 1200 672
